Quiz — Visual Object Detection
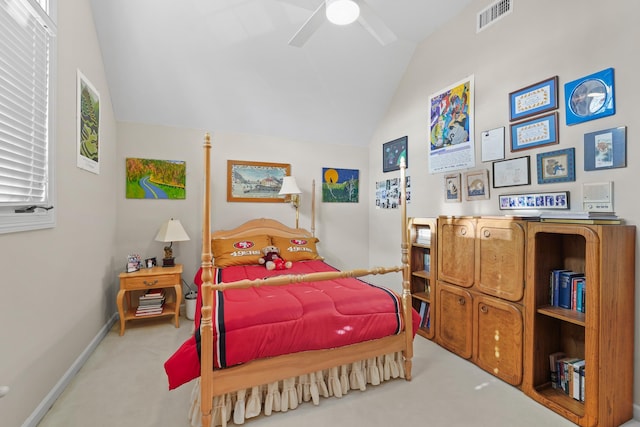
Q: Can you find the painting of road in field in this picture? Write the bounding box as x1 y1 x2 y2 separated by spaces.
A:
322 167 359 203
126 158 186 199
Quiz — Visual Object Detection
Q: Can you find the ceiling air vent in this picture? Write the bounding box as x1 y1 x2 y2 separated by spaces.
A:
477 0 512 33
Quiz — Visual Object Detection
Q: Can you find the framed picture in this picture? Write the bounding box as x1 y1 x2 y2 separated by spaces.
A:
444 173 461 203
227 160 290 203
584 126 627 171
322 167 359 203
565 67 615 126
481 127 505 162
382 136 408 172
537 148 575 184
125 158 186 199
76 70 100 174
144 257 157 268
464 169 490 201
492 156 530 188
510 112 559 152
509 76 559 122
428 75 475 173
499 191 570 210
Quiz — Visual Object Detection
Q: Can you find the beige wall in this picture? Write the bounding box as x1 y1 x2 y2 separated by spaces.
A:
369 0 640 412
116 123 371 288
0 0 118 426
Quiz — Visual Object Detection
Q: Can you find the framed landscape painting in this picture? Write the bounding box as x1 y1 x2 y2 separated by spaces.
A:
227 160 290 203
126 158 186 199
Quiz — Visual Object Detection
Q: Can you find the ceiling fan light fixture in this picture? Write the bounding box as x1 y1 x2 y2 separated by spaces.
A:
326 0 360 26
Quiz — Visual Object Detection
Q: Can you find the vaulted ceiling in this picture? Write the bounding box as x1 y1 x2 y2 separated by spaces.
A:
90 0 472 146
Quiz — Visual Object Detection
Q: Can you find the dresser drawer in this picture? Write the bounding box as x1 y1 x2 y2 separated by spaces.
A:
120 273 178 290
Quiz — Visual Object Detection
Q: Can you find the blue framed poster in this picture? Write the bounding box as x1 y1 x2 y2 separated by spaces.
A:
584 126 627 171
565 68 615 126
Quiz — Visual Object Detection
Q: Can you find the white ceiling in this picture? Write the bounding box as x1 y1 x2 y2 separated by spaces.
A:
90 0 472 147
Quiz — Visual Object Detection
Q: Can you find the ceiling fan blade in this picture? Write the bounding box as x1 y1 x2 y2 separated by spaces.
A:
357 2 397 46
288 2 326 47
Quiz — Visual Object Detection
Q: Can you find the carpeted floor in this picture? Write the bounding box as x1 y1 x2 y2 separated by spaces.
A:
36 314 638 427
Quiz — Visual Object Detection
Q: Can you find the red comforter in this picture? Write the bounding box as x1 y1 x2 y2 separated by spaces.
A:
164 260 418 390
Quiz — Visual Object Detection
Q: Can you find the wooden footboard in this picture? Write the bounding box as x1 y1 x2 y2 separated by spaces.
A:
198 133 412 427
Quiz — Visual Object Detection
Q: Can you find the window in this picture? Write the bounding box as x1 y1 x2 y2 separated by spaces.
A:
0 0 56 233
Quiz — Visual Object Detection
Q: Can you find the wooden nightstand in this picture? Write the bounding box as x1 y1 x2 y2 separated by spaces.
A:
117 264 183 335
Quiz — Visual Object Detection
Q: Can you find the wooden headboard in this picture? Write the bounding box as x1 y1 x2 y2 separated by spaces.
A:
211 218 314 241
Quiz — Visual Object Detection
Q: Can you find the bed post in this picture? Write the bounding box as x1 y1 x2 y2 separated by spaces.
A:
200 133 214 427
399 158 413 380
311 179 316 237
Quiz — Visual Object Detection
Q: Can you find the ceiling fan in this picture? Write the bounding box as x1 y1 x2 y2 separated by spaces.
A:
286 0 397 47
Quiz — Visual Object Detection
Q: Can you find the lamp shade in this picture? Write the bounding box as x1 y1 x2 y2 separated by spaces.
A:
155 218 190 243
326 0 360 25
279 176 302 195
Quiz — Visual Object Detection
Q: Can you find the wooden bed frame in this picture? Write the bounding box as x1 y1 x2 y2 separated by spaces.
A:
197 133 413 426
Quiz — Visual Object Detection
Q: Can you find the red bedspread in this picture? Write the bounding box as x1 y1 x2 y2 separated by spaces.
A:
164 260 419 390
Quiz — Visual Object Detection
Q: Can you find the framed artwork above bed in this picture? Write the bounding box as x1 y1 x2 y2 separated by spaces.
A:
227 160 290 203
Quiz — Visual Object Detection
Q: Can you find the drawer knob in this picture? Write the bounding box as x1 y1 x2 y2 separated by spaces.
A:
458 297 465 305
484 230 491 238
460 228 467 236
480 304 488 313
143 279 159 286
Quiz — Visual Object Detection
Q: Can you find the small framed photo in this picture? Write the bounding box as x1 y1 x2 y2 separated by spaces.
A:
510 112 559 152
444 173 461 203
145 257 157 268
537 148 575 184
565 67 615 126
499 191 569 210
509 76 559 122
383 136 408 172
492 156 530 188
584 126 627 171
464 169 490 201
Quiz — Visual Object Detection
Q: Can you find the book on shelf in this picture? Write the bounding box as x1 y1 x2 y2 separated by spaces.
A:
416 227 431 245
549 351 565 389
571 360 586 401
558 271 584 309
423 252 431 273
550 269 569 307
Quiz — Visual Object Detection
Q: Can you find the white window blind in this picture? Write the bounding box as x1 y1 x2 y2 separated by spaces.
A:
0 0 56 233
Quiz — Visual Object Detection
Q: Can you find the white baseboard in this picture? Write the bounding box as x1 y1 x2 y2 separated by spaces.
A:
21 313 118 427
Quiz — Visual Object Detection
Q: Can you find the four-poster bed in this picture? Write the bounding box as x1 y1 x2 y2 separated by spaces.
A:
164 133 416 427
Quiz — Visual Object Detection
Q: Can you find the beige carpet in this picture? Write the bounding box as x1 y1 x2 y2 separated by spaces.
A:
37 314 637 427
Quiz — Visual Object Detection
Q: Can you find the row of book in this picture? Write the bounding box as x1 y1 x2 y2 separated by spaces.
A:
549 269 586 312
418 301 431 330
135 288 165 316
423 252 431 273
549 351 585 402
416 227 432 245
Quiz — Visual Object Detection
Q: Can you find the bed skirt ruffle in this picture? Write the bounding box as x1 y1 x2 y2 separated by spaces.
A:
188 352 406 427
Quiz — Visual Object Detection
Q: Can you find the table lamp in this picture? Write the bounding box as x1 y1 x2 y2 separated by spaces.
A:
279 176 302 229
154 218 190 267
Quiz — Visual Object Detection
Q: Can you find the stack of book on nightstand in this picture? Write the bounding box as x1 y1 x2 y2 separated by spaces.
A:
540 211 622 224
135 289 165 316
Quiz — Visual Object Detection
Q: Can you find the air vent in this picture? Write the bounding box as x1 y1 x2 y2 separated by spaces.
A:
477 0 512 33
